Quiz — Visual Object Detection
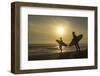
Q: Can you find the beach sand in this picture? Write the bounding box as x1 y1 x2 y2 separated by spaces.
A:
28 49 88 61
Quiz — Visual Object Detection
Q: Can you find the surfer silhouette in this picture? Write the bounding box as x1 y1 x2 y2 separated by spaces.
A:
56 37 67 54
69 32 83 52
59 37 63 53
72 32 80 52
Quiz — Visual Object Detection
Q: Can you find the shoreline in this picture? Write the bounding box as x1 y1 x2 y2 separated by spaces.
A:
28 49 88 61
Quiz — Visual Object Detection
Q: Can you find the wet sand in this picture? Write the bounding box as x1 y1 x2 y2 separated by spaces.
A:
28 49 88 60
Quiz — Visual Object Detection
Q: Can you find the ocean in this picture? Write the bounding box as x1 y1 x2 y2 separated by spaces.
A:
28 43 87 55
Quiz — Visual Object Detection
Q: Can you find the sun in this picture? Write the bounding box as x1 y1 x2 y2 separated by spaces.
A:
57 26 64 36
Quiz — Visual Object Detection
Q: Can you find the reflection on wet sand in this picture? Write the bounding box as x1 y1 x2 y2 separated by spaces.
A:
28 44 88 60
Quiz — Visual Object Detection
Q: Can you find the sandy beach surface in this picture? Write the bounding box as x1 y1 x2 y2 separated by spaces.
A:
28 49 88 60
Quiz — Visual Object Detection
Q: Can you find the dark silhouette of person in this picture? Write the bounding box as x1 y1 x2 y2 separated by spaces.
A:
59 37 63 54
56 37 67 55
72 32 80 52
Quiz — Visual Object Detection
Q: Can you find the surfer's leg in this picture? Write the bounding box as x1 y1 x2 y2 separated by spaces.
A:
59 45 62 53
77 44 80 52
59 45 60 50
61 46 62 53
75 45 78 51
76 43 80 52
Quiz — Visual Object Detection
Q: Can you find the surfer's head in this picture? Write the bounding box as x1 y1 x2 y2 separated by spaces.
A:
72 32 75 35
60 37 62 41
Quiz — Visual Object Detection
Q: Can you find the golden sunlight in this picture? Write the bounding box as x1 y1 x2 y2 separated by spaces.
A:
57 26 64 36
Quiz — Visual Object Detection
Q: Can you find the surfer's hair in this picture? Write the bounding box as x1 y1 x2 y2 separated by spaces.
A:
60 37 62 39
72 32 75 34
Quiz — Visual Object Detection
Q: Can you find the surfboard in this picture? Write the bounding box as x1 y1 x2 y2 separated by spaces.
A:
69 34 83 46
56 40 67 46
